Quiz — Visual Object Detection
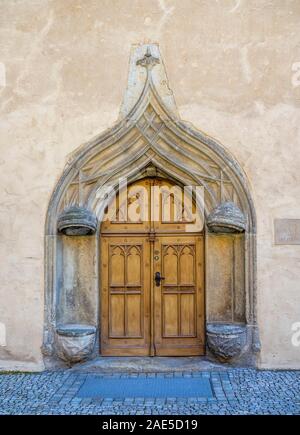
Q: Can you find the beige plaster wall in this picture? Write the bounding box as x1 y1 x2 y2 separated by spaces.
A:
0 0 299 369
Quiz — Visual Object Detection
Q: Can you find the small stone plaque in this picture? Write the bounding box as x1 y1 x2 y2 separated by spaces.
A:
274 219 300 245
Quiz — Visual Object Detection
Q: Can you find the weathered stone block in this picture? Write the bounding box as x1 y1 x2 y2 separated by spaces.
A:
55 324 96 363
57 206 97 236
206 323 247 362
274 219 300 245
207 202 246 233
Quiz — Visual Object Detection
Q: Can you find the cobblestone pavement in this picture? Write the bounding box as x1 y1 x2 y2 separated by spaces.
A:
0 369 299 415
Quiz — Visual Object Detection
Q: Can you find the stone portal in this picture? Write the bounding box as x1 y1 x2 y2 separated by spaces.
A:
43 44 258 367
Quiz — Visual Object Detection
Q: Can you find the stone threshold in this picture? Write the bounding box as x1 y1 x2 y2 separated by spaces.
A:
69 356 231 373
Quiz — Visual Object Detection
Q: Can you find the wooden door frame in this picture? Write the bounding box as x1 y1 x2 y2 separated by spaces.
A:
99 177 207 357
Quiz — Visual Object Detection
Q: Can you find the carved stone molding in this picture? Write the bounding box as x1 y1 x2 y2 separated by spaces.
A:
55 324 96 363
57 205 97 235
136 46 160 69
206 323 247 362
207 201 246 233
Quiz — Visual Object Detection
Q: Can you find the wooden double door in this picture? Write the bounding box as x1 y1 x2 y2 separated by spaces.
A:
100 178 205 356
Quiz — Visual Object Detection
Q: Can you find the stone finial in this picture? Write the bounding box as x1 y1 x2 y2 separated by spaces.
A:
207 201 246 233
136 46 160 69
57 205 97 236
119 44 178 119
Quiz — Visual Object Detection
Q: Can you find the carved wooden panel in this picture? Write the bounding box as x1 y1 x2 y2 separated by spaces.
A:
101 178 203 234
153 235 205 356
100 236 150 356
101 179 151 234
161 244 196 338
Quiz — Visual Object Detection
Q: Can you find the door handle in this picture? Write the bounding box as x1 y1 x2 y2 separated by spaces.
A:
154 272 165 287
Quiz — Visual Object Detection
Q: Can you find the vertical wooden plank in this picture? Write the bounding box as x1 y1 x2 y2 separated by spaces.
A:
110 246 125 286
163 246 178 285
110 294 125 336
180 294 195 336
126 246 141 285
179 245 194 284
163 294 179 336
126 294 142 336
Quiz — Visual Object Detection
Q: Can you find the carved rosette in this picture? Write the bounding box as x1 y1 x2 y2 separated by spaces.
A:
55 324 96 363
206 323 247 362
207 201 246 233
57 205 97 235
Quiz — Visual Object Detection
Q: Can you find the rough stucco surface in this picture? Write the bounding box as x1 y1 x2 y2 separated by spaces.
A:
0 0 300 369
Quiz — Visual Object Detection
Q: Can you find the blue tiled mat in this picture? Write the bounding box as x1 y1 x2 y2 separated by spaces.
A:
77 375 214 398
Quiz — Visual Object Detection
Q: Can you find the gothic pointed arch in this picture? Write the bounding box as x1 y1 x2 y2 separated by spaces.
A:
44 45 258 364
